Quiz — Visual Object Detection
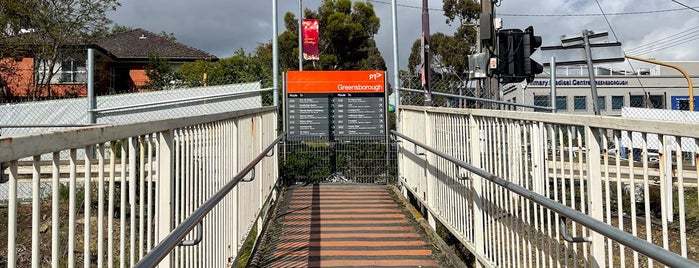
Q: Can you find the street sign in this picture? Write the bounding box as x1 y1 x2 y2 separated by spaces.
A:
532 42 625 66
560 31 609 47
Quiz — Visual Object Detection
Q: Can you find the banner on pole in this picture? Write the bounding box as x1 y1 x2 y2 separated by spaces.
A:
302 19 319 60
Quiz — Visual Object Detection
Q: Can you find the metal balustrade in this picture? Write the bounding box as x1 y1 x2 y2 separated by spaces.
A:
0 107 278 268
396 105 699 267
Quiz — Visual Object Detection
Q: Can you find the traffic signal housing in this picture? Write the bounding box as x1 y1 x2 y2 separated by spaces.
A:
523 26 543 82
496 26 543 83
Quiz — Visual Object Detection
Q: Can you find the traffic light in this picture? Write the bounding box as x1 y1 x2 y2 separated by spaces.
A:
495 26 544 83
496 28 523 83
523 26 543 82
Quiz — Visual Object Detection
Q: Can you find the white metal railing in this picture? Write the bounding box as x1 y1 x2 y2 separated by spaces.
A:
396 106 699 267
0 107 279 268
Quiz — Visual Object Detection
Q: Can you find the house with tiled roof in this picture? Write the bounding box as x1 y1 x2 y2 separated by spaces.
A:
0 28 218 98
95 28 217 93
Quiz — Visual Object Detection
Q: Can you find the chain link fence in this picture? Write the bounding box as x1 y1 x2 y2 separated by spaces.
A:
281 135 396 185
620 107 699 162
0 81 274 137
399 73 507 109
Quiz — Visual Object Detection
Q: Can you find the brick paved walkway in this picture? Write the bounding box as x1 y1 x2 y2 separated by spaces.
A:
254 184 443 267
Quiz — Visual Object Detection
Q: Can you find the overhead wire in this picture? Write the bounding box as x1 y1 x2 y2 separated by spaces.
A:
630 34 699 56
670 0 699 13
367 0 698 17
625 25 699 53
593 0 649 103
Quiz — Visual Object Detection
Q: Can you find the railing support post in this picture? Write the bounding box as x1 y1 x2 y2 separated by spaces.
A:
468 114 485 266
424 111 437 229
585 126 605 267
157 130 175 267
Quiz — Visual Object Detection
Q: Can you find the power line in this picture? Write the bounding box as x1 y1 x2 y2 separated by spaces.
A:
670 0 699 13
595 0 619 41
625 25 699 52
592 0 648 98
367 0 697 17
626 28 699 55
630 34 699 56
499 7 693 17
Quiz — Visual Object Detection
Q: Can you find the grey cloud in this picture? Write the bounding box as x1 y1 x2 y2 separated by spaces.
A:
110 0 699 75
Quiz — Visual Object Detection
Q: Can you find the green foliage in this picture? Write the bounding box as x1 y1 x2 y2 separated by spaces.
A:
178 48 271 87
0 0 121 98
178 60 216 86
442 0 480 26
404 0 478 99
408 32 471 75
236 224 258 268
109 24 133 35
143 55 178 90
281 142 332 184
277 0 386 71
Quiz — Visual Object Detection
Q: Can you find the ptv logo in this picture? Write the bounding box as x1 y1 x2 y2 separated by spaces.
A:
369 72 382 80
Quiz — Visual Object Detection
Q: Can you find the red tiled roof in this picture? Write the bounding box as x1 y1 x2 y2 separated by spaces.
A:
97 28 217 61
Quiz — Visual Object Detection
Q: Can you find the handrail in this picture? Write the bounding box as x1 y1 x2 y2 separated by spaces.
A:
392 130 699 268
400 87 555 111
177 222 203 247
94 87 272 115
135 132 286 268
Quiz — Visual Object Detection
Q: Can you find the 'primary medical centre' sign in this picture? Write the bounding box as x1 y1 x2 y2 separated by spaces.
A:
529 79 630 86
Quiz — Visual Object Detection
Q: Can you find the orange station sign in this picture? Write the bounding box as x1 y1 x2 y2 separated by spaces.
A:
286 70 385 93
285 70 387 140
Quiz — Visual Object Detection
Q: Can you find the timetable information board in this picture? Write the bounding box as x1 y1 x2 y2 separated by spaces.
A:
285 71 387 141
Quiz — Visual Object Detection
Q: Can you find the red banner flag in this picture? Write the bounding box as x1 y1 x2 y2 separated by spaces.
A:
302 19 319 60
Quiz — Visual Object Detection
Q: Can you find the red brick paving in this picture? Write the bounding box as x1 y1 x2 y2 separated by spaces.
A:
256 184 441 267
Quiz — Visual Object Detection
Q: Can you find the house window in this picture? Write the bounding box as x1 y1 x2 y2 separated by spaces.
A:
630 95 644 107
649 95 663 108
612 96 624 110
534 95 549 112
556 96 567 111
574 96 586 110
598 96 606 110
59 59 87 83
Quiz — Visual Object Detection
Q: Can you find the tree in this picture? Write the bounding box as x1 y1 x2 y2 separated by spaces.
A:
0 0 120 98
278 0 386 71
143 55 178 90
179 48 270 87
402 0 478 106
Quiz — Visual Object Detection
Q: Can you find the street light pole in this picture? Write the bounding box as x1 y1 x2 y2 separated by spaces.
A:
421 0 432 106
298 0 303 71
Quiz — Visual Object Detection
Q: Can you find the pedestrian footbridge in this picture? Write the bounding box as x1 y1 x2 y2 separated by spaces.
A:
1 103 698 267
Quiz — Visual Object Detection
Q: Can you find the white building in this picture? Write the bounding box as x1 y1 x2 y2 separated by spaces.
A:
503 61 699 115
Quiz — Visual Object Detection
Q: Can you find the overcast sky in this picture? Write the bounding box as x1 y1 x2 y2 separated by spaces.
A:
109 0 699 74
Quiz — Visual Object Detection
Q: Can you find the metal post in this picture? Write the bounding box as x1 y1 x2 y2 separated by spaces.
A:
298 0 303 71
273 0 279 108
585 125 606 267
391 0 400 124
421 0 432 106
550 57 557 113
156 130 174 266
87 48 96 124
582 30 601 115
625 55 695 111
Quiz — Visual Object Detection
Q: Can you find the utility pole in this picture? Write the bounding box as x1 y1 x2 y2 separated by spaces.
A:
476 0 495 108
481 0 498 108
421 0 432 106
582 30 601 115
